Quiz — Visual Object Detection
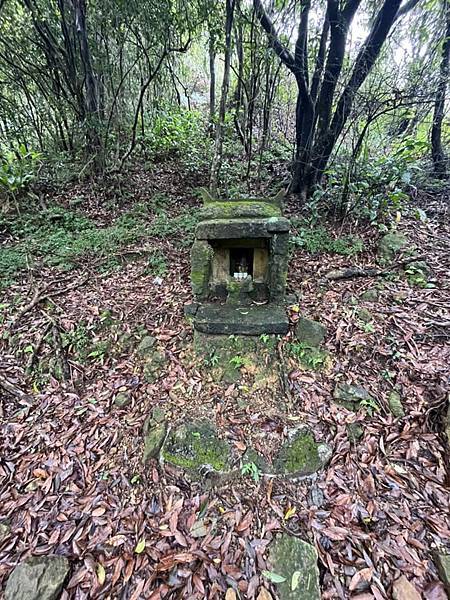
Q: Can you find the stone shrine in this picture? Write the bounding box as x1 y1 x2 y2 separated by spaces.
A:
186 191 290 335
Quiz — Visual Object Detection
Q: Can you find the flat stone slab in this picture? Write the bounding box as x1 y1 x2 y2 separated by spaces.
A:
5 555 69 600
268 535 321 599
194 303 289 335
196 217 290 240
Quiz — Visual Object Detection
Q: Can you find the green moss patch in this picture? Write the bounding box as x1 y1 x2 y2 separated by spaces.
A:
163 421 231 473
274 429 331 477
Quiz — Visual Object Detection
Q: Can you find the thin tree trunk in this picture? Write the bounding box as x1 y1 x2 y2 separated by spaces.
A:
209 35 216 127
432 0 450 178
209 0 236 195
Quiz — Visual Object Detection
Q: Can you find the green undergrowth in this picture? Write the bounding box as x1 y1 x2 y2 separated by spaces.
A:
290 222 364 256
0 201 198 287
288 341 330 371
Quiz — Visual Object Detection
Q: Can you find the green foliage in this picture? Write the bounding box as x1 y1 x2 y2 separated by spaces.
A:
149 210 199 246
288 342 329 371
359 397 380 417
229 354 248 369
147 108 211 172
204 351 220 368
146 250 168 276
290 224 364 256
322 138 429 222
0 145 41 204
240 461 262 483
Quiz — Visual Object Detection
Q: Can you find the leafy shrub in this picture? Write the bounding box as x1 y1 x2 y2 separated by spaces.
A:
290 224 363 256
0 145 41 211
147 108 210 167
319 137 428 222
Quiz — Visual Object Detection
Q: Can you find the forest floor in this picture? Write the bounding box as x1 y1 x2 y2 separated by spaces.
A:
0 159 449 599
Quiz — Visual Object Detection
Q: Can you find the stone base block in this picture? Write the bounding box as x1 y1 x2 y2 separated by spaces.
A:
193 303 289 335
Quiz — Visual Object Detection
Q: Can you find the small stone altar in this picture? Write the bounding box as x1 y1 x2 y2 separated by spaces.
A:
186 190 290 336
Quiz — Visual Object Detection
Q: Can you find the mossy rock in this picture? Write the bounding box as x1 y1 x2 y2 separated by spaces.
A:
143 350 167 382
143 423 166 461
347 423 364 442
199 201 281 222
0 521 11 543
377 232 408 263
114 392 130 408
242 447 271 474
268 534 321 599
274 428 331 478
137 335 157 356
333 383 374 411
360 288 379 302
433 552 450 595
357 307 373 323
162 421 231 475
5 556 70 600
294 316 326 348
388 391 405 418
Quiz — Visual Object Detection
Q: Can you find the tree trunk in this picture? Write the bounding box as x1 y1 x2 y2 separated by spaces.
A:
431 0 450 178
208 35 216 127
209 0 236 195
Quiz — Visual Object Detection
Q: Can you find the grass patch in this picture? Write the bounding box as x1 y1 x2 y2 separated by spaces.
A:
288 341 330 371
0 202 199 287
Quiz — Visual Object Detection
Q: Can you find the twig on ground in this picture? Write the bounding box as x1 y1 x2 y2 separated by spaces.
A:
0 373 31 401
10 274 89 329
323 255 426 281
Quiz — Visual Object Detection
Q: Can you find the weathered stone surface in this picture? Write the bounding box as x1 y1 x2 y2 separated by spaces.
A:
194 304 289 335
226 277 254 306
389 391 405 418
196 218 289 240
347 423 364 442
378 232 408 262
137 335 156 355
114 392 130 408
334 383 374 411
5 555 69 600
242 448 271 474
295 317 326 347
360 288 379 302
434 552 450 594
190 240 213 300
392 575 421 600
199 201 281 222
163 421 231 474
269 534 320 599
0 521 11 543
184 302 199 318
274 428 331 478
143 423 166 461
143 351 167 382
268 249 289 302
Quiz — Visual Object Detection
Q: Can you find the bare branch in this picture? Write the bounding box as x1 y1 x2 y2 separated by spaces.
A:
253 0 295 72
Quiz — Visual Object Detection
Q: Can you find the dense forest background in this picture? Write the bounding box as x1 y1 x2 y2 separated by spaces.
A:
0 0 448 214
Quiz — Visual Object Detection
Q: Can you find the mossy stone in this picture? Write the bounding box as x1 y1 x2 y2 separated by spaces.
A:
5 556 70 600
242 448 271 473
388 391 405 418
0 521 11 543
143 423 166 461
295 317 326 347
143 351 166 382
378 232 408 263
190 240 213 299
137 335 156 356
334 383 374 411
269 535 320 599
274 428 331 478
114 392 130 408
434 552 450 595
199 201 281 222
360 288 379 302
347 423 364 442
357 307 373 323
163 421 231 474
